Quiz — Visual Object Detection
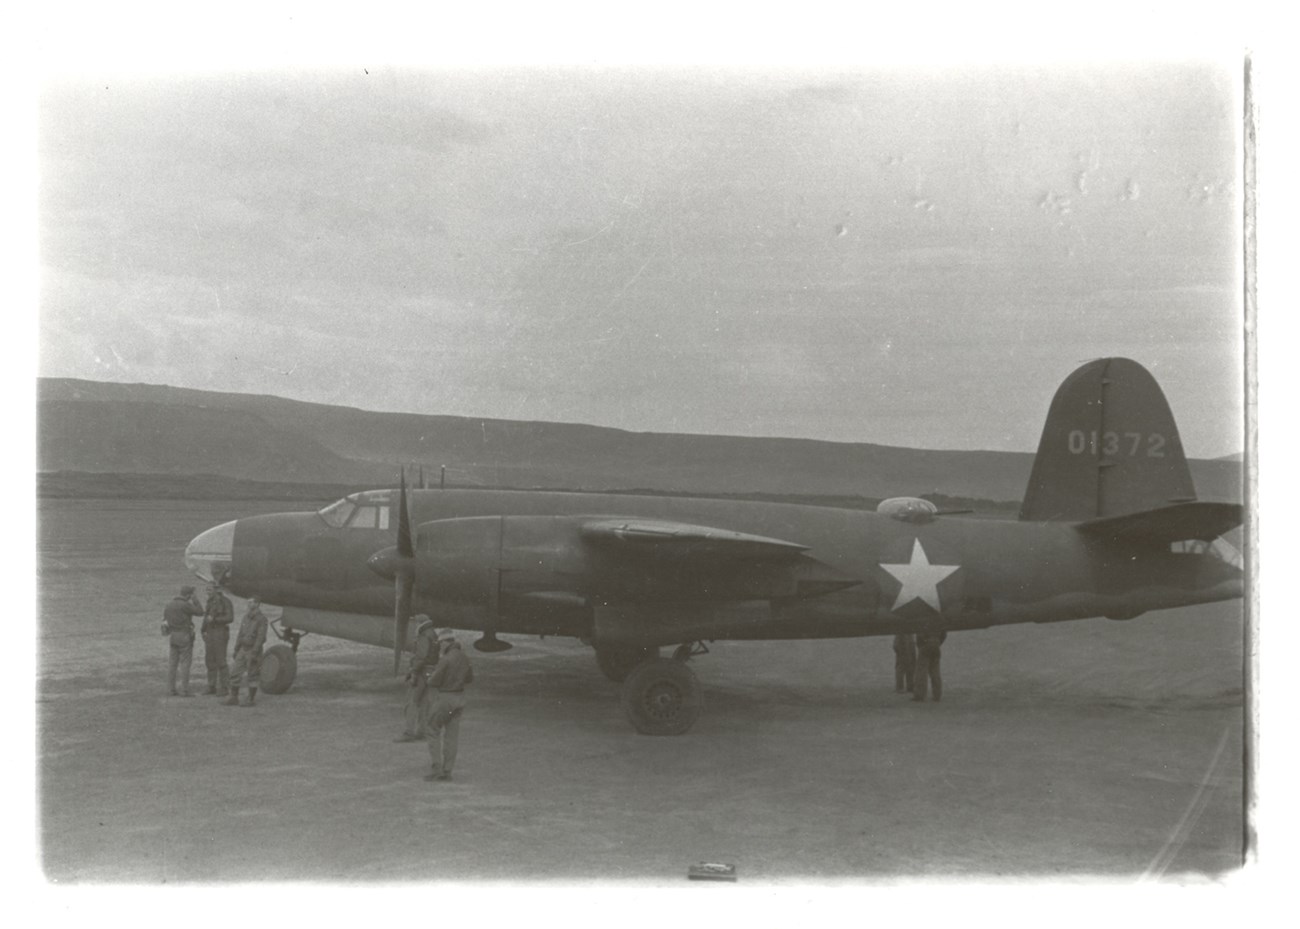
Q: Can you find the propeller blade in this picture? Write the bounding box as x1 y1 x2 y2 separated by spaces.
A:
397 469 413 559
393 571 413 675
392 469 416 674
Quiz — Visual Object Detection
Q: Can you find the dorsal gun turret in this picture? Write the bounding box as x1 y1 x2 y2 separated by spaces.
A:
877 497 938 524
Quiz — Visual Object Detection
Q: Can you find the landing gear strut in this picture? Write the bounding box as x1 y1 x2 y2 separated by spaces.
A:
672 641 710 662
594 644 660 683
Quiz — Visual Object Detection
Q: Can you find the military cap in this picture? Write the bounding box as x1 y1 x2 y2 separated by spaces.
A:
180 585 195 596
414 615 434 635
436 627 456 642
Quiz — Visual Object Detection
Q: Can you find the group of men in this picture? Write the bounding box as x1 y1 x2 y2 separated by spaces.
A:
892 631 947 701
163 585 474 782
394 616 474 782
161 583 269 706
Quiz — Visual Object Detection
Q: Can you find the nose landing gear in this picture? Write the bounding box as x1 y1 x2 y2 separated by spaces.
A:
260 625 304 695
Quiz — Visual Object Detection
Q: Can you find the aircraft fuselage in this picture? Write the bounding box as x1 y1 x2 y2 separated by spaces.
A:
209 488 1241 648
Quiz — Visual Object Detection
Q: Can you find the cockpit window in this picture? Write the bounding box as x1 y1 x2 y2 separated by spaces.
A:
350 506 388 529
319 490 393 530
318 497 356 528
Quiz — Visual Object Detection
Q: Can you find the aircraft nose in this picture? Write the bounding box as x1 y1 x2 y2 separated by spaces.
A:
185 519 237 583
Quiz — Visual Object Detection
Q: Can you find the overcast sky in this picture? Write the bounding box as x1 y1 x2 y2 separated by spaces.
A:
38 63 1244 456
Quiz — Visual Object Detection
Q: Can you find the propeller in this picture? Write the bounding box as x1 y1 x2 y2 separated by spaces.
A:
367 466 512 659
390 469 416 674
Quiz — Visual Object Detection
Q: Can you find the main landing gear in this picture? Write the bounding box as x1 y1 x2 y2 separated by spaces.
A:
596 641 709 735
260 626 304 695
594 644 659 683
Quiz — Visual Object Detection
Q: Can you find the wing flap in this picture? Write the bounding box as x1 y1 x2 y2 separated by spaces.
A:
1074 501 1243 545
580 518 808 560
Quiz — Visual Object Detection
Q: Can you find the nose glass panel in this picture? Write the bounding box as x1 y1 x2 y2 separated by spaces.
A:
184 520 237 583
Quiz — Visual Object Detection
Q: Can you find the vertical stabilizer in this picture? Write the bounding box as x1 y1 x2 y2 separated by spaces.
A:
1019 358 1196 521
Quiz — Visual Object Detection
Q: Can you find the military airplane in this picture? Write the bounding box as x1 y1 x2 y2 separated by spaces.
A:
183 358 1244 735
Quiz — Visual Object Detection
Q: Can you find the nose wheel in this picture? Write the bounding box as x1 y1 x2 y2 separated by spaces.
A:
261 624 304 695
260 644 298 694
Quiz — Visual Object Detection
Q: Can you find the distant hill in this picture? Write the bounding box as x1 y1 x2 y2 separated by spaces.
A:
36 378 1243 504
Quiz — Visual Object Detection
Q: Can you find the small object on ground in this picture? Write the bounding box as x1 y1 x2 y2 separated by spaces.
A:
687 862 737 882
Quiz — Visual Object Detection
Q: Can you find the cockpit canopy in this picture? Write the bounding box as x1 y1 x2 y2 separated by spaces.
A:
318 490 395 530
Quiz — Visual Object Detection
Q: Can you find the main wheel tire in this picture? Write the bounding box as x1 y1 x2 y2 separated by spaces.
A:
621 658 702 736
595 645 659 683
259 644 297 695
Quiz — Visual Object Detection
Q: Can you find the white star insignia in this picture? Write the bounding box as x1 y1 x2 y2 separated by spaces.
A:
880 538 959 612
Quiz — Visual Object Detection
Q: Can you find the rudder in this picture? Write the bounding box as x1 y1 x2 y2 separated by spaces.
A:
1019 358 1196 521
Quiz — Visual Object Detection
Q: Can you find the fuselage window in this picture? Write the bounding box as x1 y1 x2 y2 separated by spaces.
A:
318 498 356 529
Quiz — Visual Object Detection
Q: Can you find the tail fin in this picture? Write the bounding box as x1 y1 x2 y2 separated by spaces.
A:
1019 358 1196 521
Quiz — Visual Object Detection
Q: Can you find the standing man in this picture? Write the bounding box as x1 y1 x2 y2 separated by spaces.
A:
913 630 948 703
893 633 916 694
201 583 234 696
162 584 204 696
421 628 474 782
394 615 436 742
225 597 268 707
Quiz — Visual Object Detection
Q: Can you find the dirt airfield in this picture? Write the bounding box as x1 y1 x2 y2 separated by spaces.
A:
38 499 1245 883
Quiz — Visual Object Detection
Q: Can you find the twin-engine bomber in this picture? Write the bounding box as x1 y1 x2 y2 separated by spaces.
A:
183 358 1244 734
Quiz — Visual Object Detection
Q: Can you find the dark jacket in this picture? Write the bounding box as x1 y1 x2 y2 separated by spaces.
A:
893 634 916 659
428 642 474 693
234 607 268 653
163 596 203 642
202 592 234 635
917 631 947 654
409 629 438 676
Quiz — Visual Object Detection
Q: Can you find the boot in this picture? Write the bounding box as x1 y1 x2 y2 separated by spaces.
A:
205 669 217 695
243 687 257 707
224 688 240 706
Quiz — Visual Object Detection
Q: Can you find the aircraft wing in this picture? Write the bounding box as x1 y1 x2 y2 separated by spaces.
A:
580 518 809 561
1074 501 1243 545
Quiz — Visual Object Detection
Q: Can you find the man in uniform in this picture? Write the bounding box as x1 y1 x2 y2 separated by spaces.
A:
394 615 436 742
162 585 204 696
913 630 948 702
422 628 474 781
201 583 235 696
892 633 916 694
225 597 268 707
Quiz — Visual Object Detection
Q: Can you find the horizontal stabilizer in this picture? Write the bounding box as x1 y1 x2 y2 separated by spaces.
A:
1074 501 1243 546
581 518 808 560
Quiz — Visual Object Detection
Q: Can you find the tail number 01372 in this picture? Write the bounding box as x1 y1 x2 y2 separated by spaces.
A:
1067 430 1165 458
